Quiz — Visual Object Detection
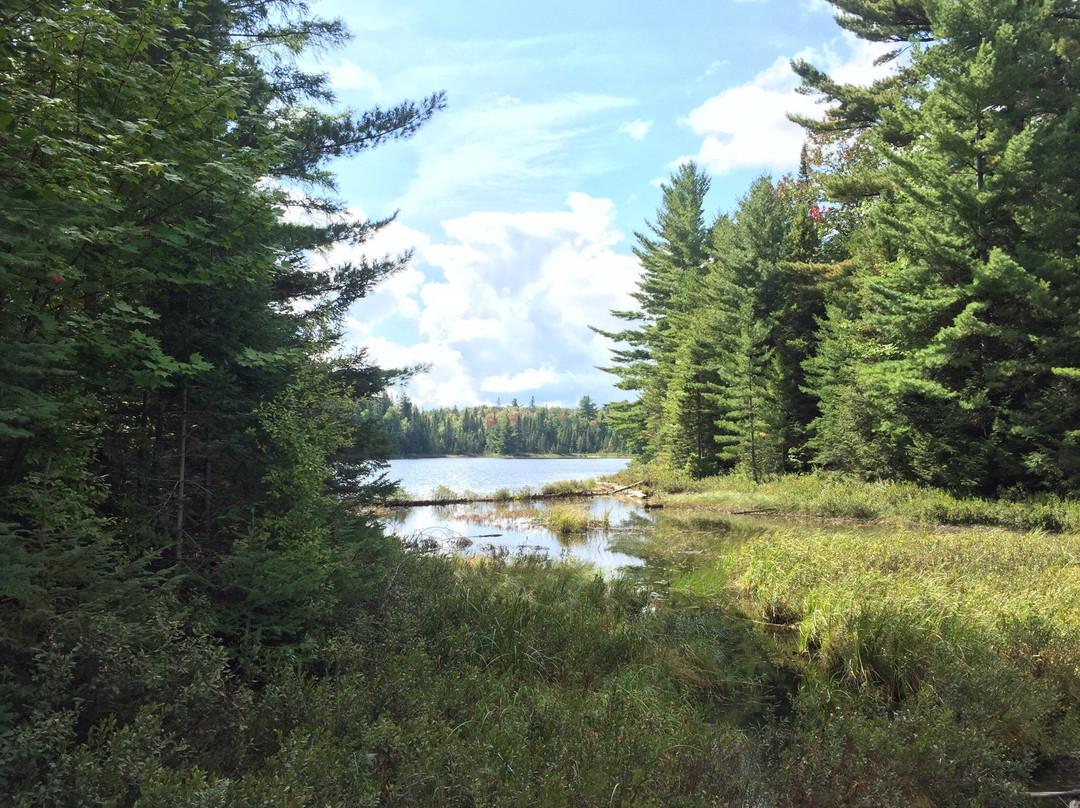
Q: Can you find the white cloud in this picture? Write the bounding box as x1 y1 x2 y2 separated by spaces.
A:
312 213 431 329
345 194 641 408
618 119 653 140
481 366 559 393
362 337 480 407
393 92 635 216
325 59 382 96
680 32 896 175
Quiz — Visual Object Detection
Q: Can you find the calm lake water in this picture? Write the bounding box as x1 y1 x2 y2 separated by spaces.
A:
386 456 630 498
382 457 647 572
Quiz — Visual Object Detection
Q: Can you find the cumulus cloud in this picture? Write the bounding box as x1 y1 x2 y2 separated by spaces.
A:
618 119 653 140
679 32 896 175
343 194 641 408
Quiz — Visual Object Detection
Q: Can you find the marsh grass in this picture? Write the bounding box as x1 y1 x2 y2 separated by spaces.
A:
25 550 773 807
540 478 595 496
613 467 1080 533
336 551 774 807
541 504 597 535
661 516 1080 806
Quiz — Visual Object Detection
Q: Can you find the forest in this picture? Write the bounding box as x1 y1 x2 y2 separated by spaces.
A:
0 0 445 800
600 1 1080 496
2 0 1079 806
370 394 628 456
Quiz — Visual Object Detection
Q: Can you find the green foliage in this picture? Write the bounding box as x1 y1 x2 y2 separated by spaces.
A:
600 2 1080 498
1 550 777 807
714 299 783 482
0 0 440 801
796 0 1080 495
594 163 714 464
598 169 833 480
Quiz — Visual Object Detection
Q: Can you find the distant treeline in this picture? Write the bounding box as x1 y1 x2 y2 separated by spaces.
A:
369 394 628 457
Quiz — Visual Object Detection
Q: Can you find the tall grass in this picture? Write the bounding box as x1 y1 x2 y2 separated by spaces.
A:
540 478 595 496
666 519 1080 806
336 551 773 807
541 504 594 535
631 469 1080 532
15 550 776 807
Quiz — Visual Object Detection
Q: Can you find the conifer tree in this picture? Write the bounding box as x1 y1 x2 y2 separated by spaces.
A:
714 300 782 482
796 0 1080 493
0 0 443 653
595 162 712 461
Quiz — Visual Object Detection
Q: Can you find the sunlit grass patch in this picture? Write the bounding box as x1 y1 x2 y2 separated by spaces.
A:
541 504 594 535
635 470 1080 532
540 478 595 496
670 519 1080 788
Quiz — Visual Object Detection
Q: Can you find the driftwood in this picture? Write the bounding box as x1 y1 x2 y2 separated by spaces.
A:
601 479 647 496
1023 790 1080 801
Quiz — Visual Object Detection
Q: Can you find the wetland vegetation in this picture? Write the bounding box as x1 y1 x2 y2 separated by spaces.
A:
368 466 1080 806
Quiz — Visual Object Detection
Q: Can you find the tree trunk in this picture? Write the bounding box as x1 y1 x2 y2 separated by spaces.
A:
174 386 188 571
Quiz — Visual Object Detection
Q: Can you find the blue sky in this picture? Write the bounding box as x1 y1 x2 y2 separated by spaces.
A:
305 0 889 408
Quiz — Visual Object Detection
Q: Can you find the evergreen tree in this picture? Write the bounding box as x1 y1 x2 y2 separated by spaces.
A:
0 0 443 657
715 301 783 482
595 162 712 460
796 0 1080 493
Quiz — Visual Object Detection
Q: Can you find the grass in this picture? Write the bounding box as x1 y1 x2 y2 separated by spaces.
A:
655 516 1080 806
13 550 775 808
17 484 1079 806
539 478 595 496
397 466 1080 803
302 552 775 807
592 467 1080 802
538 503 611 536
608 465 1080 532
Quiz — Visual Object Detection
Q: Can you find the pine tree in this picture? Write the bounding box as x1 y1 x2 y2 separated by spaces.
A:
715 300 782 482
796 0 1080 493
0 0 443 657
594 162 712 461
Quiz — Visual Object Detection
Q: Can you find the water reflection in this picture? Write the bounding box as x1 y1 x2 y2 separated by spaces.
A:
382 497 651 573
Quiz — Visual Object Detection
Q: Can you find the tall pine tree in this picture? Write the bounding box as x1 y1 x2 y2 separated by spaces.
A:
796 0 1080 493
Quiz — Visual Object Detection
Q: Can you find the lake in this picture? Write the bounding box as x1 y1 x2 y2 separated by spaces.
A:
386 456 631 498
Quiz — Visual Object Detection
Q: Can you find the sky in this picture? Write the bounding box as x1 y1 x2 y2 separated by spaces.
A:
304 0 889 409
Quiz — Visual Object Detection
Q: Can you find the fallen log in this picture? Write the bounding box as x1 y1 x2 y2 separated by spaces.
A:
603 479 647 496
1022 790 1080 801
